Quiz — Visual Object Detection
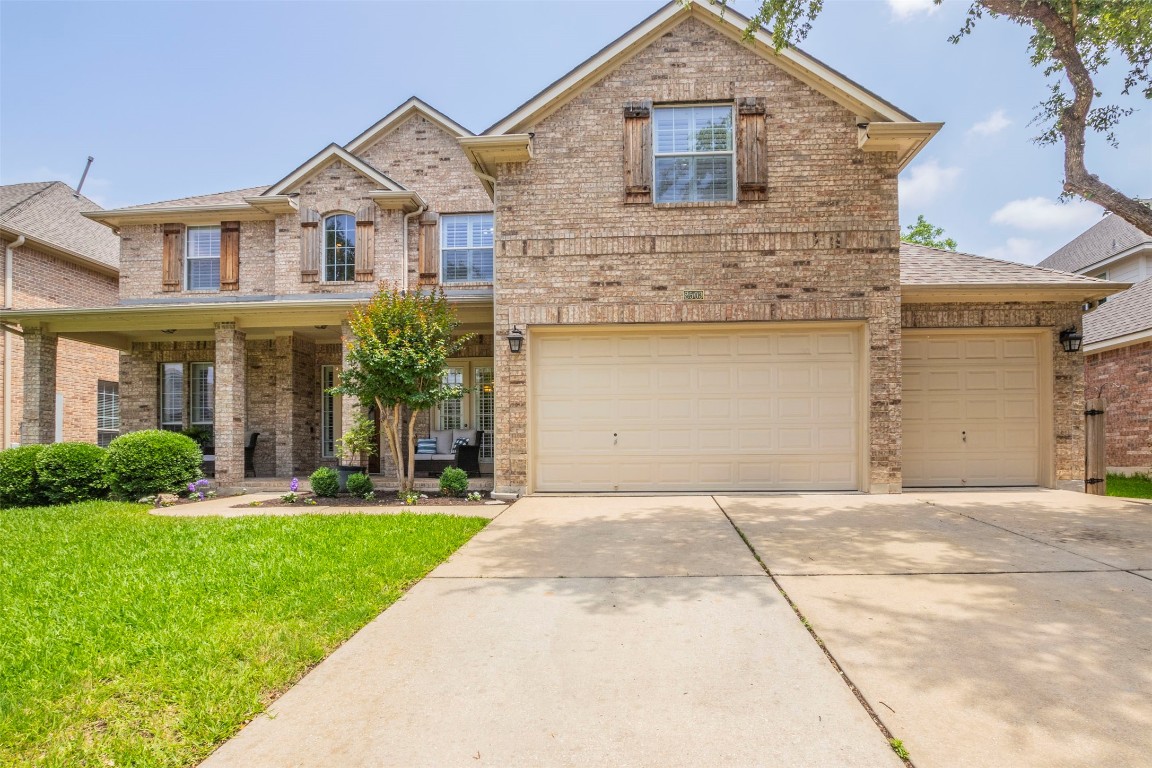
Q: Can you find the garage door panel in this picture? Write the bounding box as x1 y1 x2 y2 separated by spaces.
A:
533 326 861 492
903 333 1041 488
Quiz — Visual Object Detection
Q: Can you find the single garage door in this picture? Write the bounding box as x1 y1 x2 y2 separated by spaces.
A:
903 332 1043 487
531 325 861 492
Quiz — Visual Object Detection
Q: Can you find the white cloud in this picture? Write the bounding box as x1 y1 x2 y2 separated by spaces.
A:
990 197 1102 231
888 0 939 20
968 109 1011 137
900 159 962 207
984 237 1045 265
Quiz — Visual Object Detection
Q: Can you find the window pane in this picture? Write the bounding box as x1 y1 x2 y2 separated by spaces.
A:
438 367 464 430
653 105 734 203
474 366 494 461
321 366 338 457
190 363 214 425
186 226 221 290
655 156 733 203
97 380 120 446
161 364 183 427
323 214 356 282
187 257 220 291
441 214 494 283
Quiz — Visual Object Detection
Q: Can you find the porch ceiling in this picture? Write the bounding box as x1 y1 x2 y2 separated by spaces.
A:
2 297 494 351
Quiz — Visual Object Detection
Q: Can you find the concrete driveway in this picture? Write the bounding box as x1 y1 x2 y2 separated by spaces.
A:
201 491 1152 768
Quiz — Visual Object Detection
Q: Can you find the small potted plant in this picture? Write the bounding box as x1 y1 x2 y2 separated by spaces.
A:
335 413 378 491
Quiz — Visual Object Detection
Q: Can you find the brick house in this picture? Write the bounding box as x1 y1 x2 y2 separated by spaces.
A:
5 2 1122 493
1039 212 1152 474
1 181 121 449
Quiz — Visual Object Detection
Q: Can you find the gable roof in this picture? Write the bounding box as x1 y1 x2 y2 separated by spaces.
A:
899 242 1124 302
1038 211 1152 274
485 0 924 137
345 97 473 155
263 144 406 196
0 180 119 272
106 186 271 212
1083 275 1152 346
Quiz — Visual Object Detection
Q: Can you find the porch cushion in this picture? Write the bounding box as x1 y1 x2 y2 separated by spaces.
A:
452 429 476 447
431 429 453 454
452 437 470 450
415 439 437 455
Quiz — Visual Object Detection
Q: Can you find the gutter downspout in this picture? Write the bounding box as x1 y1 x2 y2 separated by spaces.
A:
4 234 26 449
402 204 427 293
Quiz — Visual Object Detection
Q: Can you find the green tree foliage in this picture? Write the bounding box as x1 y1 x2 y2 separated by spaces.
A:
711 0 1152 235
334 286 471 493
901 214 958 250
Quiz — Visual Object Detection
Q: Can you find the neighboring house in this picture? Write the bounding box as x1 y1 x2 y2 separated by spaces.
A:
3 2 1123 493
1039 212 1152 474
0 181 121 449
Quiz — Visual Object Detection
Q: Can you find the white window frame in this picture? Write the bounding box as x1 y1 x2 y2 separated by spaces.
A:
435 359 494 462
653 103 735 204
185 226 221 291
97 380 120 447
322 213 356 283
189 363 214 430
440 213 494 284
321 365 341 458
160 363 184 431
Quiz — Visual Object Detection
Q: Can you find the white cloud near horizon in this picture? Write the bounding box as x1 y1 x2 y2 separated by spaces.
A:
900 159 962 207
984 237 1046 264
990 196 1102 231
969 109 1011 137
887 0 939 20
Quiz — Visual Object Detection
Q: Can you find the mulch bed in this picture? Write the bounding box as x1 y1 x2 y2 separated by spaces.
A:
236 491 495 508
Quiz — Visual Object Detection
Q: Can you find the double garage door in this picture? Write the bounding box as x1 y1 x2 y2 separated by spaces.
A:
530 325 1045 493
532 325 861 492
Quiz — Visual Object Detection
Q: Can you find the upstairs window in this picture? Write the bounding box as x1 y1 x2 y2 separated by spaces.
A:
441 213 494 283
186 226 221 290
323 213 356 282
653 105 734 203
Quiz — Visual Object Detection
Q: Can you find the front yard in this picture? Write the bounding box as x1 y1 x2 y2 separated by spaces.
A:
0 501 487 767
1107 473 1152 499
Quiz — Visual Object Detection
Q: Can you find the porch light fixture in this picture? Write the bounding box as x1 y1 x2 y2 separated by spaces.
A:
1059 326 1083 353
506 326 524 354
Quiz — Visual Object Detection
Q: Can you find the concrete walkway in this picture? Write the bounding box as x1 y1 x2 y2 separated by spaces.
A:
202 495 902 767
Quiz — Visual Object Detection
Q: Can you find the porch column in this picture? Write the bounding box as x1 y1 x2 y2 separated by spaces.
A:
340 321 361 466
274 332 298 477
20 327 57 445
214 322 246 484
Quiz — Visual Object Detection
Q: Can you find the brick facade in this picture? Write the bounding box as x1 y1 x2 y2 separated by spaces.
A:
1 239 119 447
1086 341 1152 472
491 18 902 493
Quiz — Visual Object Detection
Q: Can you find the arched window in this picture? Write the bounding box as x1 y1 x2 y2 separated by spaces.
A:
323 213 356 282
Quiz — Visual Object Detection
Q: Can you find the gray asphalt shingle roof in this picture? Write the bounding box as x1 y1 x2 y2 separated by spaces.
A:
1039 213 1152 274
900 243 1111 286
0 181 119 268
111 186 271 211
1083 276 1152 344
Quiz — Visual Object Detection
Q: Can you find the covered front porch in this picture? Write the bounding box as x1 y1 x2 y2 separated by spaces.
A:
10 297 495 486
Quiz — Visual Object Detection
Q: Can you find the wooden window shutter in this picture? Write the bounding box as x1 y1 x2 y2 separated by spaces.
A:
161 224 185 292
300 208 321 283
418 211 440 285
354 204 376 282
219 221 240 290
737 97 768 202
623 100 652 204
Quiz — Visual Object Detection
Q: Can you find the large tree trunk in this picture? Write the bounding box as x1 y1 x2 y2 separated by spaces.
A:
378 398 406 492
981 0 1152 236
405 410 419 493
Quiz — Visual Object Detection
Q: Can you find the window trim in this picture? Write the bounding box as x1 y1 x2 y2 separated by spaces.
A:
321 365 341 458
652 102 736 204
185 225 222 292
322 212 357 283
160 363 185 431
97 380 120 447
440 212 494 284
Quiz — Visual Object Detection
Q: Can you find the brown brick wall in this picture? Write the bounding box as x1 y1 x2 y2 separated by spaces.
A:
1086 340 1151 471
1 239 119 446
490 17 902 492
901 302 1086 484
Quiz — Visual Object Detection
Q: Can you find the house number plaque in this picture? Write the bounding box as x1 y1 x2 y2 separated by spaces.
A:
683 290 704 301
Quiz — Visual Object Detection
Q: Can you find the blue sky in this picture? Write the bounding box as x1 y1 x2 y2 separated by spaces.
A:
2 0 1149 264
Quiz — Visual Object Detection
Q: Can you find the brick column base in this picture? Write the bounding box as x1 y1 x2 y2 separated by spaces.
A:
214 322 247 484
20 327 57 445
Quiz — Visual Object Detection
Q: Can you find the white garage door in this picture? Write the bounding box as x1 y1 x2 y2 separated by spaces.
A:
903 333 1043 487
531 325 861 492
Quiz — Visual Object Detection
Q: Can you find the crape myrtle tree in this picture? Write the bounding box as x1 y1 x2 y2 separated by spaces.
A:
334 285 471 493
708 0 1152 235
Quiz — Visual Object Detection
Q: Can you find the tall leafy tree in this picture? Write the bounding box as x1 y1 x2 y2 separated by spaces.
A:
713 0 1152 235
901 214 959 250
334 286 470 492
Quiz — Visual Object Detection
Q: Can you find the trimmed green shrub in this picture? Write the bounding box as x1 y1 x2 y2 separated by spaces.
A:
309 467 340 498
345 472 374 498
0 445 47 508
439 466 468 497
104 430 202 500
35 442 108 504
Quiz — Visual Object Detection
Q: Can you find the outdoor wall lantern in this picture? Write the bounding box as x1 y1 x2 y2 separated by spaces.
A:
506 326 524 354
1059 326 1083 353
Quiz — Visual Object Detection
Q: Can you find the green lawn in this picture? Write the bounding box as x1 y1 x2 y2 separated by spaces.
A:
1107 473 1152 499
0 501 488 767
